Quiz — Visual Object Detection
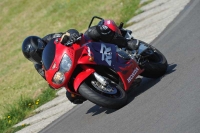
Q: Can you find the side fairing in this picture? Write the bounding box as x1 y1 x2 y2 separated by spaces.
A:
87 42 115 67
86 42 143 90
86 42 131 72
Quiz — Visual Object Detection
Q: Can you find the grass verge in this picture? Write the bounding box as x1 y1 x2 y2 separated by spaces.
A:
0 88 56 133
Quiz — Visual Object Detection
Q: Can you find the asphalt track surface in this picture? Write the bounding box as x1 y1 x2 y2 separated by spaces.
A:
40 1 200 133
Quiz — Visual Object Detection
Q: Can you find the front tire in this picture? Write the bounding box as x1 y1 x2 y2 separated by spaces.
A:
78 77 127 109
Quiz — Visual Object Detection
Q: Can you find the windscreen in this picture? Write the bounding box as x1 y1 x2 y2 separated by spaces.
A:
42 39 56 70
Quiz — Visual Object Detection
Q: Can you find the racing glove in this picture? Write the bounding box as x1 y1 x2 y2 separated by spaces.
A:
66 33 82 45
61 32 82 46
60 32 70 45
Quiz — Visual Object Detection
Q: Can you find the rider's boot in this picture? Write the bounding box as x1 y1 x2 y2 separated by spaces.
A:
66 91 86 104
126 39 140 51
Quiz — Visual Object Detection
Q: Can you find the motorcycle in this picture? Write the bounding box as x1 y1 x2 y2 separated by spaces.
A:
42 16 168 109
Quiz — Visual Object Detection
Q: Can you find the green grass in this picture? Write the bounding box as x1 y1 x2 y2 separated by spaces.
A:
0 88 56 133
0 0 143 132
3 124 30 133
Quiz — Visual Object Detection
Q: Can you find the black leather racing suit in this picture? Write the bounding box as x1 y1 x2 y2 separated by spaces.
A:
84 24 139 50
34 32 63 80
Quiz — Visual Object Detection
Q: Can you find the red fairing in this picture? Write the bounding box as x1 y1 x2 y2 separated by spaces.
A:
117 60 143 91
104 19 122 35
73 67 95 91
43 29 142 96
45 40 77 89
45 37 96 90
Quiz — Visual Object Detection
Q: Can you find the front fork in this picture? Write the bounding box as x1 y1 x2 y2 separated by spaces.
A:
73 63 111 92
93 72 108 86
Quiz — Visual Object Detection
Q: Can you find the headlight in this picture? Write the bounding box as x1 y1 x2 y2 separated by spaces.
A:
52 54 72 84
53 72 65 84
59 54 72 73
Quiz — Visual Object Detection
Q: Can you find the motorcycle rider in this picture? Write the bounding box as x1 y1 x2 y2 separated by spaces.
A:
22 19 140 104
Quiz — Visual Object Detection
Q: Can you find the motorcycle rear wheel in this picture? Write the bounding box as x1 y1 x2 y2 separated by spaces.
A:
78 76 127 109
139 43 168 78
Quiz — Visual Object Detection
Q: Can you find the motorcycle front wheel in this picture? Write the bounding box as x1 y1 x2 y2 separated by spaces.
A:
78 76 127 109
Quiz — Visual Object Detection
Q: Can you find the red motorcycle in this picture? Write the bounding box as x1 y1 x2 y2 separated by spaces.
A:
42 16 168 109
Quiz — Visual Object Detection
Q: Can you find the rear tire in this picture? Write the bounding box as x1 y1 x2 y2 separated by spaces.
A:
139 43 168 78
78 77 127 109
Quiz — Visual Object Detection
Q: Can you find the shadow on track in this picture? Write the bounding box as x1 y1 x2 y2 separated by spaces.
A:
127 63 177 103
86 105 117 116
86 63 177 116
165 63 177 75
